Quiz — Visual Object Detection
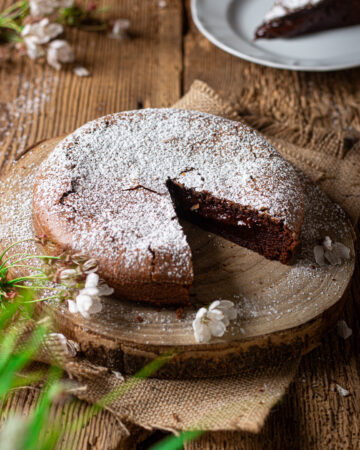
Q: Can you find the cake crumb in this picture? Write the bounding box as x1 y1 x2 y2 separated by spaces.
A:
175 307 184 320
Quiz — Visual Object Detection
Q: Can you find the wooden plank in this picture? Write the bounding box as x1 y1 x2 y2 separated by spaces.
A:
183 0 360 138
0 0 183 448
0 0 183 171
0 0 359 447
185 257 360 448
183 1 360 448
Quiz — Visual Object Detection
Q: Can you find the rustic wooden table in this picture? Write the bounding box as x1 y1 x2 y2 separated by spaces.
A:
1 0 360 448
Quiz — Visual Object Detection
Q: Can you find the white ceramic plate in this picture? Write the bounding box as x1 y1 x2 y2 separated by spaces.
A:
191 0 360 71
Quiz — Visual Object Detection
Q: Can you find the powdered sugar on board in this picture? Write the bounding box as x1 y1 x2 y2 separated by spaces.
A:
33 109 303 282
0 133 354 346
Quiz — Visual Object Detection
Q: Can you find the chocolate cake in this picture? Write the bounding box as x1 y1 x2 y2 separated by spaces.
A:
255 0 360 39
33 109 304 304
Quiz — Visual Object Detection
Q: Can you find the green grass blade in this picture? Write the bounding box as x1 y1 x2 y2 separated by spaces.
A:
0 321 29 373
22 366 63 450
0 239 34 266
150 430 203 450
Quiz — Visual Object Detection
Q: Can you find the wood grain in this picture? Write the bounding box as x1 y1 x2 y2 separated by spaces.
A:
0 0 183 171
0 0 183 447
0 0 359 447
185 264 360 449
182 1 360 448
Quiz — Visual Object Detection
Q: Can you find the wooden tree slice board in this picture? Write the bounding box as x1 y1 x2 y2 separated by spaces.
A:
0 138 355 378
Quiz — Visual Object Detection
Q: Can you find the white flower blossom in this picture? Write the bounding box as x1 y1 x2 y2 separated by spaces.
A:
23 36 45 59
22 18 63 45
21 18 63 59
209 300 237 326
314 236 350 266
109 19 130 40
73 66 90 77
47 39 75 70
29 0 74 17
67 272 114 319
29 0 57 16
192 300 237 343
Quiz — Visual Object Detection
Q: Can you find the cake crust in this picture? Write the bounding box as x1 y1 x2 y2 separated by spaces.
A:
33 109 304 304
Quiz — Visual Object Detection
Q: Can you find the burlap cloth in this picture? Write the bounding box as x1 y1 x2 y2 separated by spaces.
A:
5 80 360 445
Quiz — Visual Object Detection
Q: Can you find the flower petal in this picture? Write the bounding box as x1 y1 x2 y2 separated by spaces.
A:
109 19 130 40
98 284 114 296
76 294 93 312
24 37 44 59
89 299 102 314
85 272 99 289
30 0 56 16
207 309 224 321
195 307 208 320
47 39 75 70
324 249 341 266
209 318 226 337
314 245 326 266
226 307 237 321
80 287 99 297
209 300 220 311
192 318 211 343
68 299 78 314
336 384 350 397
333 242 350 260
323 236 333 251
215 300 237 321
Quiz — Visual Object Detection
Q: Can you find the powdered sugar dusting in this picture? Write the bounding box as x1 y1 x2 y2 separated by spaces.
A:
33 109 303 283
0 139 354 345
0 75 57 157
265 0 322 21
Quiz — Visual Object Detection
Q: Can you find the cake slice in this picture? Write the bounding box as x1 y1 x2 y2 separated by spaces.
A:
255 0 360 39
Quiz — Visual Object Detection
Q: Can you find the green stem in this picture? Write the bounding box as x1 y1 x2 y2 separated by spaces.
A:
4 265 48 275
0 1 28 20
0 254 59 271
0 239 34 266
11 285 63 291
23 295 62 304
8 275 47 283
